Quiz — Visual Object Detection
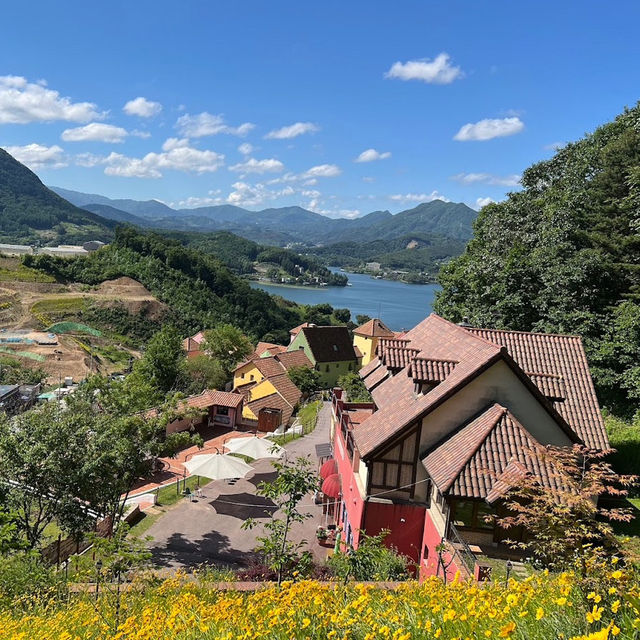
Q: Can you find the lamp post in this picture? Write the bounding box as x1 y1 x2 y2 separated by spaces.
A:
505 559 513 586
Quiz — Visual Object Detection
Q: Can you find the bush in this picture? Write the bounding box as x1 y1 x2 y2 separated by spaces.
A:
0 553 64 606
328 531 411 582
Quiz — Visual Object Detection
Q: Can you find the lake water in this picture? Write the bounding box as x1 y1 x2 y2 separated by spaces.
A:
250 271 440 331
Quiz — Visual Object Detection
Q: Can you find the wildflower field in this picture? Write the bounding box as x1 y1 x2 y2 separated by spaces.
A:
2 566 640 640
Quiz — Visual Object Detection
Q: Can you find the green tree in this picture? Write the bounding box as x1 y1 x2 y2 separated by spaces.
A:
435 103 640 416
287 366 321 396
356 314 372 326
183 354 227 393
333 308 352 324
242 456 317 586
337 372 372 402
202 324 253 378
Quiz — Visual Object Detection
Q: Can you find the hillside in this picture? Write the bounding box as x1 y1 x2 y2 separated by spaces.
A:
23 227 306 341
0 150 115 245
306 233 467 281
52 186 476 246
164 230 348 285
435 102 640 416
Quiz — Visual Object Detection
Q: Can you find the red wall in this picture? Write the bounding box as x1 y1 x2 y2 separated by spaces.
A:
363 502 426 564
333 413 366 547
419 512 462 582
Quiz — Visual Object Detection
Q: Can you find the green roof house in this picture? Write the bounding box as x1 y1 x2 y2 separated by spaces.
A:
287 325 359 388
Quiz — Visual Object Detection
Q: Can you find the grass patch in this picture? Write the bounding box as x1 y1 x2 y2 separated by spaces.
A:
31 297 89 315
156 475 211 507
128 511 163 538
0 260 55 282
272 400 322 445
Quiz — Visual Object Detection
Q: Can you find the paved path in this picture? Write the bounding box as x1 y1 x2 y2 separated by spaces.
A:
146 401 333 570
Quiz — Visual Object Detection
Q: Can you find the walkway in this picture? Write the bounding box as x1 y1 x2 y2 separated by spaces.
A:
145 401 333 570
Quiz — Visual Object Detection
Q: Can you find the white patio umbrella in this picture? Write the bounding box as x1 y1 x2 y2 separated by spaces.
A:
184 452 253 480
224 436 285 460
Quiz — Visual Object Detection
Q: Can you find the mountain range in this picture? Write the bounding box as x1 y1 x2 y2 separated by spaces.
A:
51 185 477 247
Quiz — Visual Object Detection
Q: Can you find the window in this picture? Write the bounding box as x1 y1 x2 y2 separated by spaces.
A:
241 372 245 379
250 374 254 381
326 365 330 372
217 406 229 416
451 499 494 531
333 344 338 352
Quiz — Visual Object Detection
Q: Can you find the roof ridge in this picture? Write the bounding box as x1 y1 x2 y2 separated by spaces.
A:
428 313 503 351
467 326 583 340
413 355 459 364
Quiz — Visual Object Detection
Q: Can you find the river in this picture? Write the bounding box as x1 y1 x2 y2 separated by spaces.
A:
249 271 440 332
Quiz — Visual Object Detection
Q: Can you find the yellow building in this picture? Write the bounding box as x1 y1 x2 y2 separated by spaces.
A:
353 318 396 366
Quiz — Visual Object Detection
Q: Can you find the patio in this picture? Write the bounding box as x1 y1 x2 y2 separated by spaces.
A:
144 401 333 570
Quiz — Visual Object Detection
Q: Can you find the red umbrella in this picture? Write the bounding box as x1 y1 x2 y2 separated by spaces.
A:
322 473 341 498
320 458 337 479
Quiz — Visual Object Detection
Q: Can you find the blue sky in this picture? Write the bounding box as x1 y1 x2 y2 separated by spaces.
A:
1 1 639 217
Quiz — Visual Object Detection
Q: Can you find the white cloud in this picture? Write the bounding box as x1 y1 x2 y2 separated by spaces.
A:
355 148 391 163
0 75 103 124
475 197 495 209
265 122 319 139
303 164 341 178
3 143 67 169
61 122 129 143
385 53 463 84
91 138 225 178
238 142 254 155
131 129 151 139
226 181 296 207
389 191 450 204
176 112 254 138
123 97 162 118
454 117 524 142
172 190 224 208
451 172 521 187
229 157 284 174
362 176 375 183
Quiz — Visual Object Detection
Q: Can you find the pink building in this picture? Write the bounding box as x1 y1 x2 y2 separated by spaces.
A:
328 313 607 580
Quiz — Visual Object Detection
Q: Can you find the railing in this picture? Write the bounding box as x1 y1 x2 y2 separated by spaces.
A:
447 522 477 576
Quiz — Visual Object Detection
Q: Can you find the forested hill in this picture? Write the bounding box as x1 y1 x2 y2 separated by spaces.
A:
0 149 115 245
23 227 302 342
435 103 640 416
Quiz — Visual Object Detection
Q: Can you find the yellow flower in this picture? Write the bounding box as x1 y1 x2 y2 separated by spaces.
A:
611 570 623 580
499 621 516 637
586 606 603 624
536 607 544 620
301 618 311 629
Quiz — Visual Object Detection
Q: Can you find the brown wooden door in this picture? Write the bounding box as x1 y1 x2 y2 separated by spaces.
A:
258 408 281 432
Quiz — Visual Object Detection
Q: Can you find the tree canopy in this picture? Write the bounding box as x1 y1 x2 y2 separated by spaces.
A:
435 103 640 416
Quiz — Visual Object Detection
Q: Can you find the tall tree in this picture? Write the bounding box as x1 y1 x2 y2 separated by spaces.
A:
202 324 253 378
435 103 640 416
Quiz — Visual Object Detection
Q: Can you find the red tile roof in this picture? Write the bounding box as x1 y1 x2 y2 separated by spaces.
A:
464 327 607 450
290 322 311 336
409 357 458 384
253 342 287 358
354 313 606 458
254 357 289 378
146 388 243 418
353 318 395 338
363 364 390 391
359 357 382 379
356 315 503 457
422 403 563 501
379 346 419 370
353 345 363 359
275 350 313 371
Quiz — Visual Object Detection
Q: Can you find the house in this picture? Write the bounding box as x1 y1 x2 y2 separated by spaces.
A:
288 325 359 388
329 313 607 581
233 349 312 390
288 322 312 345
353 318 396 366
157 389 245 434
0 384 23 414
238 373 303 432
182 331 206 358
251 341 287 359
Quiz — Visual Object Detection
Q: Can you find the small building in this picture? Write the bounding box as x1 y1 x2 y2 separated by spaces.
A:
353 318 395 367
0 384 22 414
182 331 206 359
39 245 89 257
330 313 608 581
160 389 245 434
82 241 107 252
288 322 312 345
0 243 33 256
288 325 359 388
365 262 381 272
240 373 303 432
233 349 312 390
